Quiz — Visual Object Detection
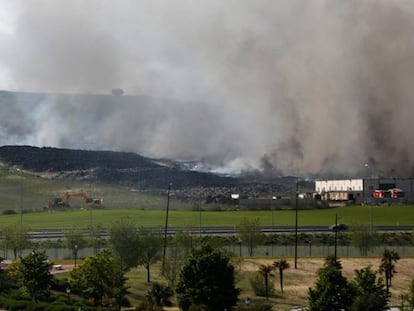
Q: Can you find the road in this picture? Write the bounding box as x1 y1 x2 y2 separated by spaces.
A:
28 225 414 240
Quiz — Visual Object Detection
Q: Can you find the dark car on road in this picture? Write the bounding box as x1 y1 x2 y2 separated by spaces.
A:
329 224 348 232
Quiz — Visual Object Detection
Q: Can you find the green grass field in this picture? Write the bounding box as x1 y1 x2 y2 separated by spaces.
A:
1 166 414 229
1 204 413 229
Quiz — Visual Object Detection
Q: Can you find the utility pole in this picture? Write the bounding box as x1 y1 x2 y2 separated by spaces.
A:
89 183 93 227
162 183 172 274
17 169 23 225
334 213 338 260
199 171 202 237
294 181 299 269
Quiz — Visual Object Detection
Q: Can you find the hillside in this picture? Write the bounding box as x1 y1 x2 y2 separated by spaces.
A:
0 145 237 190
0 145 313 208
0 145 159 171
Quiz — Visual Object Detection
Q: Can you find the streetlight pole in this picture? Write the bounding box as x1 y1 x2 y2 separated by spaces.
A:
17 169 23 225
88 183 93 227
66 287 71 300
199 171 202 237
294 182 299 269
238 238 242 270
162 183 172 274
74 244 78 268
271 206 275 256
334 214 338 260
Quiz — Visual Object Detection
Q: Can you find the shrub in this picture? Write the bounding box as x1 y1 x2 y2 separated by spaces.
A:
249 274 275 297
145 282 173 307
50 277 70 292
136 301 164 311
2 209 17 215
236 301 273 311
188 305 208 311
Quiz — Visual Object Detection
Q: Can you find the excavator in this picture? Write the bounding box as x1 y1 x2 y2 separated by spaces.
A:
48 191 103 209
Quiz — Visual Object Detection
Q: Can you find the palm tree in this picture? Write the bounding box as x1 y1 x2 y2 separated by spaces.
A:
258 264 274 299
379 249 400 293
273 259 290 294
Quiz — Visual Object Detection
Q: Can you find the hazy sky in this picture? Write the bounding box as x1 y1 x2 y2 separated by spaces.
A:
1 0 414 177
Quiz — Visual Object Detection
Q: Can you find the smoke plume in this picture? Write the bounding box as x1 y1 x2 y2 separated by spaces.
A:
1 0 414 177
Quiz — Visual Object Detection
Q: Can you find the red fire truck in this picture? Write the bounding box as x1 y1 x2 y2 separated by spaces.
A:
373 188 404 199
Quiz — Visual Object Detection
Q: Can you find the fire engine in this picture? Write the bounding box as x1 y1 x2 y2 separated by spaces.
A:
373 188 404 199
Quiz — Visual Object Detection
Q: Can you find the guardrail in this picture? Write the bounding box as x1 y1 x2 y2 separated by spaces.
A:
25 225 414 240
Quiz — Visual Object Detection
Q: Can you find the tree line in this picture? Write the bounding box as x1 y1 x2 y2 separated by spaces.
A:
1 221 413 261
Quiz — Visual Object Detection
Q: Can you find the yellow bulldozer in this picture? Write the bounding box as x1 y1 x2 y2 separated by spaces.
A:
48 191 103 209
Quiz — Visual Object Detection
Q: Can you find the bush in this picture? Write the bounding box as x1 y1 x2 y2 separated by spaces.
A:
0 297 29 311
51 295 71 305
249 274 275 297
2 209 17 215
50 277 70 292
188 305 208 311
236 301 273 311
145 282 173 307
0 294 101 311
136 301 164 311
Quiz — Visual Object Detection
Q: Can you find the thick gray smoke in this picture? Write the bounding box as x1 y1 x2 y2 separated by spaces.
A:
1 0 414 177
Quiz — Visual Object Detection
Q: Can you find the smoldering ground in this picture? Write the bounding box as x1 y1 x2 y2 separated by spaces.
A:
1 0 414 177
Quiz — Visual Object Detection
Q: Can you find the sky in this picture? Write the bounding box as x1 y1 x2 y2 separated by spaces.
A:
1 0 414 177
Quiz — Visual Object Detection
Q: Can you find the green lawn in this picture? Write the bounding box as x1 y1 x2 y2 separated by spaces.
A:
1 204 413 229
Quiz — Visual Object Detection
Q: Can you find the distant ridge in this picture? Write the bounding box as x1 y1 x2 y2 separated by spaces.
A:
0 145 236 190
0 145 160 171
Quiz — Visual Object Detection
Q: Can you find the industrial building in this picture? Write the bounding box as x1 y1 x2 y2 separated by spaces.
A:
315 178 414 204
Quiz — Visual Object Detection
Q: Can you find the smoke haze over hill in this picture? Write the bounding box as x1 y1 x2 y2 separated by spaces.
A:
1 1 414 177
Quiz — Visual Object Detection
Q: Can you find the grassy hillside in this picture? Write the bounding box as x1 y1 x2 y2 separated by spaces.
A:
0 164 191 212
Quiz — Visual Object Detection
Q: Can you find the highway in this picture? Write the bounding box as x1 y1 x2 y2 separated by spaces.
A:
27 225 414 240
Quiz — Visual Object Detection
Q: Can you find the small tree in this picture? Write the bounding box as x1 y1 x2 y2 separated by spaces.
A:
308 258 354 311
175 242 240 311
17 250 52 302
2 224 31 259
137 227 163 283
88 224 105 254
69 250 127 307
350 265 389 311
406 279 414 310
0 256 12 293
109 218 140 271
258 264 274 299
64 228 88 259
379 249 400 293
351 224 378 256
163 230 193 286
273 259 290 294
236 218 265 256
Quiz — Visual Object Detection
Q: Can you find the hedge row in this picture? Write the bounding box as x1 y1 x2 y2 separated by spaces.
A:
0 295 109 311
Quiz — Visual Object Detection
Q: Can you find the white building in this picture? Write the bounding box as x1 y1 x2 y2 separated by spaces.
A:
315 178 414 203
315 179 363 192
315 179 364 203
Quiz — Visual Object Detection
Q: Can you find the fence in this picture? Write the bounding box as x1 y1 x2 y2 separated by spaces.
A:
225 244 414 258
5 244 414 262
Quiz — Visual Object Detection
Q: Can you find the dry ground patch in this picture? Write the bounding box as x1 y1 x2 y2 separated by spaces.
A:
59 257 414 310
238 257 414 310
